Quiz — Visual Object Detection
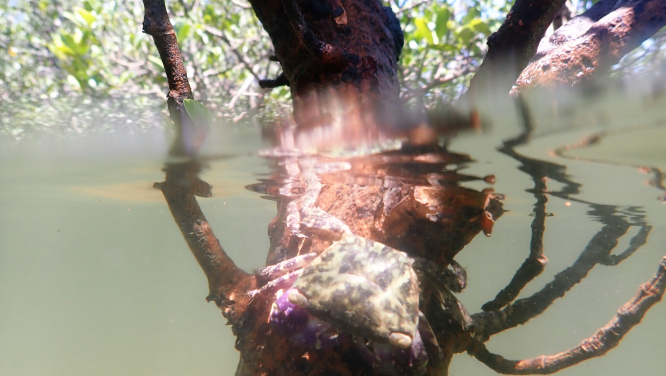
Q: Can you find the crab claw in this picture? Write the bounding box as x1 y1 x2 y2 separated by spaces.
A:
388 332 412 349
481 210 495 236
287 289 309 307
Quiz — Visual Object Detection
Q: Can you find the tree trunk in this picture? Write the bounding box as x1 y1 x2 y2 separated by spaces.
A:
248 0 403 126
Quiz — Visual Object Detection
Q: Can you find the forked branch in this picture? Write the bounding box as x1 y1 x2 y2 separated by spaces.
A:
472 219 652 339
468 256 666 374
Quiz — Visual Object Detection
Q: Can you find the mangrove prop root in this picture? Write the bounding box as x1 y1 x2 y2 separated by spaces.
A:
143 0 254 321
469 256 666 374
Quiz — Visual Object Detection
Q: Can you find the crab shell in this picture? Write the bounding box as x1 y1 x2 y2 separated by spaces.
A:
290 236 420 347
269 287 429 374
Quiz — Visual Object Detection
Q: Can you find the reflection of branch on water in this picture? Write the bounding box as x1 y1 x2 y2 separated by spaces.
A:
467 95 665 373
552 124 666 193
473 216 652 339
482 96 567 312
471 256 666 374
156 161 255 318
479 187 547 312
480 96 659 313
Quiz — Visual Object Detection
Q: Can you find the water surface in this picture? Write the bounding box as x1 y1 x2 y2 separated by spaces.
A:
1 89 665 375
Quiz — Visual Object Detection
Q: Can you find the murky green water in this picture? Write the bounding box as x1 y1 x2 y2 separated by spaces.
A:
1 87 665 375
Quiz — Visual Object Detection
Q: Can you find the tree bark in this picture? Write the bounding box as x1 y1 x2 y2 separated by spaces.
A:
512 0 666 94
464 0 666 100
247 0 403 125
463 0 567 102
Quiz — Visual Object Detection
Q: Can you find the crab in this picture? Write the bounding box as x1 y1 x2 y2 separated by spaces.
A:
249 173 471 371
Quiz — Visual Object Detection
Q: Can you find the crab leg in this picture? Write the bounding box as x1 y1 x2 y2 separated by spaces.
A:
414 258 467 293
248 269 304 298
468 256 666 374
437 287 473 330
301 207 352 237
256 252 317 282
417 312 442 361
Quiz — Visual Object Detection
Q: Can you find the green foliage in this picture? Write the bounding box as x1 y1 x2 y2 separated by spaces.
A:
3 0 663 138
184 98 212 127
1 0 280 125
1 0 512 112
398 0 512 106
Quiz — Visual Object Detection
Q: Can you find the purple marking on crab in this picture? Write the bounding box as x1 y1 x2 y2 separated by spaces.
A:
249 269 303 299
270 289 339 349
270 289 310 331
270 288 430 371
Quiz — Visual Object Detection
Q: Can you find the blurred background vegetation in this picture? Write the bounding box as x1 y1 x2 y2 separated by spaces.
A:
1 0 664 138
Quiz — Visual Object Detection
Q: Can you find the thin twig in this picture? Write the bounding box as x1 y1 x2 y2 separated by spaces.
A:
402 68 472 100
396 0 430 15
230 0 252 9
203 25 261 82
